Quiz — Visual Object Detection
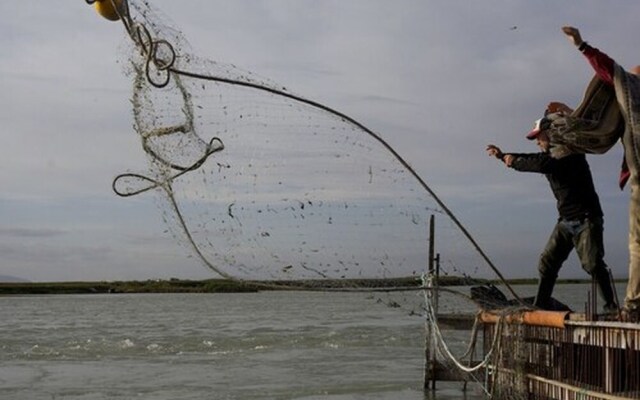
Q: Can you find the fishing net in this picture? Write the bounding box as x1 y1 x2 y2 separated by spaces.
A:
87 0 536 396
546 76 623 160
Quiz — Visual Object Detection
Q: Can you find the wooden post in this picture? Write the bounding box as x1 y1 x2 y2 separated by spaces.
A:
428 215 435 275
424 215 436 390
432 252 440 390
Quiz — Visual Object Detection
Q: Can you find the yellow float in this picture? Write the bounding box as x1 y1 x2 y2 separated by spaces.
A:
94 0 125 21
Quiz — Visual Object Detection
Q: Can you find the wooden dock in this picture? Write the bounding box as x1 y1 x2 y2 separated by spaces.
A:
426 312 640 399
422 214 640 398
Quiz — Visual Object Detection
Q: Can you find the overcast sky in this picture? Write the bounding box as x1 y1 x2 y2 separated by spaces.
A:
2 1 640 282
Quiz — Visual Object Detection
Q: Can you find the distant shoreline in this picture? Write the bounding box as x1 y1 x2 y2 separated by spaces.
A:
0 277 619 295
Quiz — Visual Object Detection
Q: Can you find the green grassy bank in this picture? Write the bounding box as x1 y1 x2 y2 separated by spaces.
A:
0 276 604 295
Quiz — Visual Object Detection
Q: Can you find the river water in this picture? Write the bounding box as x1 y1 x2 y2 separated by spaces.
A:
0 283 626 400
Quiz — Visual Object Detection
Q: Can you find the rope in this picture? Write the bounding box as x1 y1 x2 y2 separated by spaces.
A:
423 282 503 373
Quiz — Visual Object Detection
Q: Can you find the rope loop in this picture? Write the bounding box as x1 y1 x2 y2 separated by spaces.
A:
131 22 176 88
112 172 162 197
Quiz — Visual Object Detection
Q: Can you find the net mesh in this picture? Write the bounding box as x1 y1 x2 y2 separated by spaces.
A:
93 0 533 396
108 0 512 287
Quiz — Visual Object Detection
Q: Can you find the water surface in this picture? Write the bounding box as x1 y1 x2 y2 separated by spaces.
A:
0 283 623 399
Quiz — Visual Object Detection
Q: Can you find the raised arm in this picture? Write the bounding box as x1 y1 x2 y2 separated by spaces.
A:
562 26 615 85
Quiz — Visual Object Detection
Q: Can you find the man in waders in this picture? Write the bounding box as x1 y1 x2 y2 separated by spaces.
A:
486 123 618 313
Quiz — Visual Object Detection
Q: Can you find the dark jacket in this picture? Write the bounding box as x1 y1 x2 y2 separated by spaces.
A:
509 152 603 221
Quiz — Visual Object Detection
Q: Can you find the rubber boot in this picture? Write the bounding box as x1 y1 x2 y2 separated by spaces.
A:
533 277 556 310
593 268 618 312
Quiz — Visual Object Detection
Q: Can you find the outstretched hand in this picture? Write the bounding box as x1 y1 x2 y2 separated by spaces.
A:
562 26 583 47
486 144 503 159
487 144 515 167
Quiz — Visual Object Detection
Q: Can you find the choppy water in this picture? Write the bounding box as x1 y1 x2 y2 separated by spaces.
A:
0 283 626 399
